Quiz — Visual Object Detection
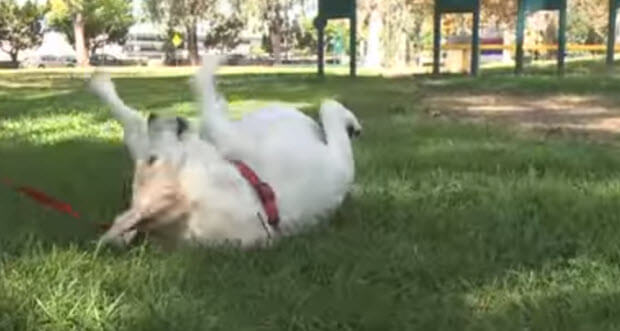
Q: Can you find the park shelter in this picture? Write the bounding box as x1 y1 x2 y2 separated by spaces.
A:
314 0 357 77
515 0 567 74
432 0 620 75
608 0 620 67
314 0 620 76
433 0 481 75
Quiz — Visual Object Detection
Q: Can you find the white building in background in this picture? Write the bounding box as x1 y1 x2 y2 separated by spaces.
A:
36 31 75 57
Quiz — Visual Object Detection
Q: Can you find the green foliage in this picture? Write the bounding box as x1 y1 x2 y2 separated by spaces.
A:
293 18 317 54
46 0 134 54
0 0 46 65
145 0 218 27
566 0 607 44
242 0 299 62
144 0 219 64
293 18 350 55
204 13 244 52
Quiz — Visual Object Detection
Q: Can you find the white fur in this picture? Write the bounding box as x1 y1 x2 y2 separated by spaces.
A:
90 58 361 248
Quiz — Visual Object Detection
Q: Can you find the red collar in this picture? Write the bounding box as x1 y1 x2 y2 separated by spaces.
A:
231 160 280 228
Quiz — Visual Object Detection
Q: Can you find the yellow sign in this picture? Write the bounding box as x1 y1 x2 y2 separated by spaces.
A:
172 33 183 48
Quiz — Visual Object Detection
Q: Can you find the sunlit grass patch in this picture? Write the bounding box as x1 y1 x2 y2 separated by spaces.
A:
0 112 123 145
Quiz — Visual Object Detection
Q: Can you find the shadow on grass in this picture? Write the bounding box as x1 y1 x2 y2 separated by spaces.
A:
0 139 133 253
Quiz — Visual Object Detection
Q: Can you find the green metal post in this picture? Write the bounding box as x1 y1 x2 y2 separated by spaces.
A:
608 0 618 68
433 3 442 75
557 0 567 75
317 23 325 77
350 3 357 77
515 0 526 74
471 0 480 76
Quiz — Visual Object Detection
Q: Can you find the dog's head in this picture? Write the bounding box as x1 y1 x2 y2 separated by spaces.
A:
142 113 190 169
128 114 192 230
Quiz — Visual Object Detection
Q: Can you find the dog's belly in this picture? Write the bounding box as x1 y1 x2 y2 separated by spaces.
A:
216 105 354 231
244 129 351 230
233 106 323 143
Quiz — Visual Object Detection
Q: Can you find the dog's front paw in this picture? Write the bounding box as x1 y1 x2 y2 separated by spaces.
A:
99 229 138 248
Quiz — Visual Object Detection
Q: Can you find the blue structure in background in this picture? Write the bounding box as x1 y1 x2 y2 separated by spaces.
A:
433 0 481 76
515 0 567 74
314 0 357 77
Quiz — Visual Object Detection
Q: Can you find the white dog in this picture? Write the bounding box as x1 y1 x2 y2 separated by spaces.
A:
90 57 361 248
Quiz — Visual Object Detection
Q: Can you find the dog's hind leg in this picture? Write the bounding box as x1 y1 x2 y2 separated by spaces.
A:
192 56 251 158
90 74 148 160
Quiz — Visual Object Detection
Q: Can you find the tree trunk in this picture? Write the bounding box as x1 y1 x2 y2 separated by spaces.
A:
90 44 99 57
541 13 557 59
9 51 18 67
186 23 200 66
164 26 176 65
74 13 89 67
364 6 382 68
270 26 282 64
405 37 411 65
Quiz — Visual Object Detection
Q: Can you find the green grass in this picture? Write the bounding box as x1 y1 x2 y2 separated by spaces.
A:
4 63 620 330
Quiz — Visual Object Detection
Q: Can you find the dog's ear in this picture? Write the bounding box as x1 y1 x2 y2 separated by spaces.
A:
176 117 189 137
148 113 158 125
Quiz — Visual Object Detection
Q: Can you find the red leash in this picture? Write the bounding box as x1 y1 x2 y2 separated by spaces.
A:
2 177 80 219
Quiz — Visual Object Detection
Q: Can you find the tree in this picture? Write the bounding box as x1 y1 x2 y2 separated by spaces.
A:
358 0 432 68
204 13 244 53
293 17 316 54
482 0 517 29
242 0 297 64
0 0 45 67
47 0 133 67
361 0 382 67
292 18 351 56
145 0 219 65
567 0 607 44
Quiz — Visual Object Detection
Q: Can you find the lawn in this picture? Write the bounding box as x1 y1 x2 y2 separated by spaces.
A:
3 64 620 330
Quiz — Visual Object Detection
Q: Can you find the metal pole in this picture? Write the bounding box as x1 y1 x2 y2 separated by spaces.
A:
608 0 617 68
557 0 567 75
471 0 481 76
317 21 325 77
515 0 526 74
350 4 357 77
433 2 441 75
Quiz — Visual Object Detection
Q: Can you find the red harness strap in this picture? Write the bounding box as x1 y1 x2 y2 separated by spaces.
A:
231 160 280 228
